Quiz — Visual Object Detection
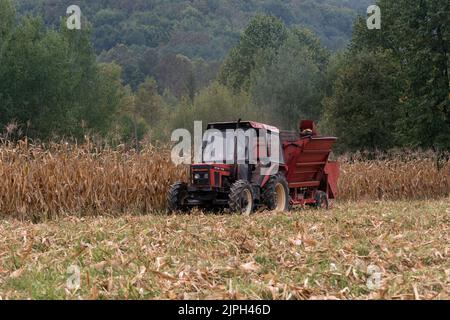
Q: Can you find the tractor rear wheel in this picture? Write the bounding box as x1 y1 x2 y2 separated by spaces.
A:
167 182 189 213
228 180 254 215
261 173 291 212
315 190 329 209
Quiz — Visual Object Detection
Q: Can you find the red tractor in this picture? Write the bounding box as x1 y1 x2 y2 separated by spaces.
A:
167 120 339 214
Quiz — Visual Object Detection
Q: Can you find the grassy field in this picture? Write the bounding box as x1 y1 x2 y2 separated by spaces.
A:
0 200 448 300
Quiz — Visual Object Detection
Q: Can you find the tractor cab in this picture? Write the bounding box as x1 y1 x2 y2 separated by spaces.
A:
191 120 284 190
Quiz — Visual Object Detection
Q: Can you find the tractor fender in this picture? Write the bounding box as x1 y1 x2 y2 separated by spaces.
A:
260 164 288 188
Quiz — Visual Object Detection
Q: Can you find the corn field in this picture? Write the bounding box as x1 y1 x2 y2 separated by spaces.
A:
0 140 186 221
338 150 450 201
0 141 448 220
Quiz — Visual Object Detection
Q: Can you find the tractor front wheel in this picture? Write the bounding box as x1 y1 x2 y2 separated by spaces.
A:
167 182 189 213
228 180 254 215
262 173 291 212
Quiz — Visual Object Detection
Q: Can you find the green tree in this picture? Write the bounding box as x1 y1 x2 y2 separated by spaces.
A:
322 50 403 152
218 14 288 92
98 44 158 90
0 0 14 48
169 82 262 132
0 16 76 137
219 17 330 130
112 85 148 148
135 77 166 127
250 34 326 129
0 1 125 140
350 0 450 149
91 62 125 135
154 53 195 99
291 27 329 72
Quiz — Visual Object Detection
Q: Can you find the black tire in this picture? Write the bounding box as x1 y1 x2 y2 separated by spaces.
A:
167 182 189 213
315 190 329 209
261 173 291 212
228 180 254 215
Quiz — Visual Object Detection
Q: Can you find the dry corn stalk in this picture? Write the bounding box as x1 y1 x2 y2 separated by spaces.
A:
0 141 448 220
338 150 450 201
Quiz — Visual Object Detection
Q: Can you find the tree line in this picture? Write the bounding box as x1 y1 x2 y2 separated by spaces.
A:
13 0 371 92
0 0 448 152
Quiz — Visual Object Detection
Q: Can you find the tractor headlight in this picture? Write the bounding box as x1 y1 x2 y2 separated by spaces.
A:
194 174 201 180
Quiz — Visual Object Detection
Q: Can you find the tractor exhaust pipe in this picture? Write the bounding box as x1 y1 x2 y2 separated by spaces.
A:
234 119 242 179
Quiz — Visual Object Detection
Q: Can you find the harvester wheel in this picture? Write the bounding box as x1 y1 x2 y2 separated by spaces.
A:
167 182 189 213
315 191 329 209
228 180 254 215
262 173 291 212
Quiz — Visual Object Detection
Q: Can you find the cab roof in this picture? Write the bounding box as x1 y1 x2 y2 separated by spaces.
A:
207 121 279 133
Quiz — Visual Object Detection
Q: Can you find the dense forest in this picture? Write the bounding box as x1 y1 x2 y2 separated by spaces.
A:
13 0 372 90
0 0 449 152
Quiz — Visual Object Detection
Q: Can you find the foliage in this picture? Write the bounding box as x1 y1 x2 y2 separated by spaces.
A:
15 0 370 55
169 82 262 131
321 49 402 152
218 14 288 92
135 78 165 127
250 30 328 129
0 0 123 140
13 0 371 91
343 0 450 150
3 0 448 153
218 16 330 130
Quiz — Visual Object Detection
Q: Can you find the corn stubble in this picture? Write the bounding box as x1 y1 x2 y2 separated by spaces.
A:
1 201 448 299
0 142 448 220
